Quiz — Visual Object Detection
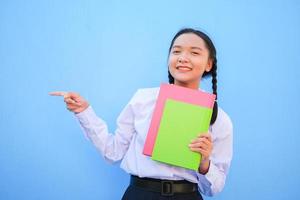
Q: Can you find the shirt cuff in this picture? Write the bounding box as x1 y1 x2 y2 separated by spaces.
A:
196 161 220 196
74 105 96 125
203 161 219 184
74 105 98 139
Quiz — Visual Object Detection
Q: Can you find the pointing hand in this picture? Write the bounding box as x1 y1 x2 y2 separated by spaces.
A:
49 91 89 113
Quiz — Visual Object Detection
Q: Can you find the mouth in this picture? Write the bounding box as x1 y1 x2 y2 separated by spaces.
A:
176 65 192 71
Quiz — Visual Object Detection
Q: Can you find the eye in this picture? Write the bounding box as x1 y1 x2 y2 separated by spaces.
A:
172 50 181 54
191 51 200 55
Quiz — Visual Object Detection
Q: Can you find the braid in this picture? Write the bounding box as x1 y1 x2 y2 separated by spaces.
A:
210 59 218 125
168 70 174 84
212 60 217 99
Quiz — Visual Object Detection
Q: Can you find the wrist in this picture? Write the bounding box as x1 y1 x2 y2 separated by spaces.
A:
198 158 210 175
75 103 90 114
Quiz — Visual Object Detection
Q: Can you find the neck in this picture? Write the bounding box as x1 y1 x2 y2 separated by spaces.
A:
174 80 200 90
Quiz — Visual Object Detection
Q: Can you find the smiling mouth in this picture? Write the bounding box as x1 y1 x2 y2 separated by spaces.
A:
176 66 192 71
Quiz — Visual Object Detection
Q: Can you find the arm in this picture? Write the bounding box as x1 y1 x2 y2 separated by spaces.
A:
189 111 233 196
49 90 138 163
75 100 136 163
197 118 233 196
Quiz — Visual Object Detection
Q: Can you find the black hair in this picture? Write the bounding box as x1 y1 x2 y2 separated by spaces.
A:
168 28 218 125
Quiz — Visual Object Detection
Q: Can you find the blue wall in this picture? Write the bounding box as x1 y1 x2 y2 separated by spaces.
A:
1 0 300 199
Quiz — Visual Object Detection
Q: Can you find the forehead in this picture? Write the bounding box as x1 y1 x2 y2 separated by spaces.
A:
173 33 206 48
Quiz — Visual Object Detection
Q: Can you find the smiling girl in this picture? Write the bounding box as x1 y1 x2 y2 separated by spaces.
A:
50 28 233 200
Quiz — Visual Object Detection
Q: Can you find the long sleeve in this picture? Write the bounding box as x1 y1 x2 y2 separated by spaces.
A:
197 108 233 196
72 87 233 197
75 93 137 163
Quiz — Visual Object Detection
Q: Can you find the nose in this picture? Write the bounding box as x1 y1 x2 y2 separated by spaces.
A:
178 55 188 64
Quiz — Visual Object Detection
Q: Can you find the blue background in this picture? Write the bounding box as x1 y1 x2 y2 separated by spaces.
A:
1 0 300 199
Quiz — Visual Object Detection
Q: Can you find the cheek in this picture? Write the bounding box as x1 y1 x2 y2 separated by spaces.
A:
192 58 208 69
168 56 176 69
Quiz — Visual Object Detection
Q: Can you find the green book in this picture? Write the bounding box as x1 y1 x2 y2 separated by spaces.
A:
151 98 213 170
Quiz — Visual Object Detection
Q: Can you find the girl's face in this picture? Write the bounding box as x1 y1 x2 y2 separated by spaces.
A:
168 33 213 89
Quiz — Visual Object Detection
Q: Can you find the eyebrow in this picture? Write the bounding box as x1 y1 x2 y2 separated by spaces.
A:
172 45 203 51
191 47 203 51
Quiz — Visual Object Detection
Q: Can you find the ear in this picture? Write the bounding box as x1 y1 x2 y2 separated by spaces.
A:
205 59 213 72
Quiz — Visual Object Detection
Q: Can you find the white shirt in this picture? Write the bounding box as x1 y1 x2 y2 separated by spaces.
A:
75 86 233 196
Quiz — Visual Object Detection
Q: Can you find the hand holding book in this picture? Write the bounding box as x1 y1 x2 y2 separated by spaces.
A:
189 132 213 174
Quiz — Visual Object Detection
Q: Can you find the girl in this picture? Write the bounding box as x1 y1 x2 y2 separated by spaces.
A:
50 28 233 200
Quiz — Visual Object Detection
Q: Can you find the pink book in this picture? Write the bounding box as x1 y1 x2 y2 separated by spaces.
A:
143 83 216 156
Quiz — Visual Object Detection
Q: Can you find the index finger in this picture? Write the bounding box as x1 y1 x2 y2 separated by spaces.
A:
198 132 211 139
49 91 68 97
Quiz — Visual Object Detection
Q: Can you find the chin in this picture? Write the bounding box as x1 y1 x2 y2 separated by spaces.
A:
172 75 193 83
174 79 193 86
173 76 199 86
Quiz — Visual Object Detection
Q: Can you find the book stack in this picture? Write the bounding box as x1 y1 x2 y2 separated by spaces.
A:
143 83 215 170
